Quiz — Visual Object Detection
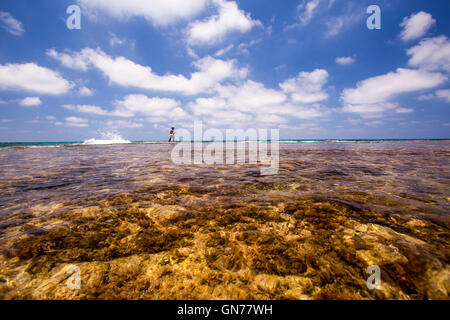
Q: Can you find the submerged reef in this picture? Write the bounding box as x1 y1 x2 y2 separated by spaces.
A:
0 141 448 299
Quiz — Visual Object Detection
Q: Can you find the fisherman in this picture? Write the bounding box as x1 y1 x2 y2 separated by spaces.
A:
168 127 175 142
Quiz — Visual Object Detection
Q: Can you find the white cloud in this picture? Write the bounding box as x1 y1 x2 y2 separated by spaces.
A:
341 68 447 116
395 108 414 114
418 93 435 101
323 4 365 38
109 32 125 47
186 47 199 59
436 89 450 102
215 80 287 114
113 94 188 121
237 39 260 54
77 0 209 26
342 103 398 117
48 47 247 95
324 16 345 37
78 86 94 96
336 56 355 65
46 116 56 121
109 32 135 49
203 110 252 127
342 69 446 104
62 95 190 121
46 49 91 71
19 97 42 107
215 44 234 57
186 0 261 45
106 120 143 128
0 63 72 95
188 75 330 127
297 0 321 25
63 104 109 116
365 120 383 126
280 69 329 104
0 12 24 36
255 114 288 124
65 117 89 127
399 12 435 42
407 36 450 72
416 89 450 103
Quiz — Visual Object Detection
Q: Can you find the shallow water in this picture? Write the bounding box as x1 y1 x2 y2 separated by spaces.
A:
0 141 449 299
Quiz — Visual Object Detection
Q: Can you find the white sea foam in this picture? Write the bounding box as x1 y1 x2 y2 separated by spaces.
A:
82 132 131 145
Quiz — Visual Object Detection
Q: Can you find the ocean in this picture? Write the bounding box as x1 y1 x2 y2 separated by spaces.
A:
1 138 449 149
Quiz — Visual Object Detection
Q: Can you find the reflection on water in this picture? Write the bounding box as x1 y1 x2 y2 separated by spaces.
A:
0 141 448 299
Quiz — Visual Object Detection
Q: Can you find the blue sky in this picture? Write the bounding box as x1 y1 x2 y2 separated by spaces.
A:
0 0 449 141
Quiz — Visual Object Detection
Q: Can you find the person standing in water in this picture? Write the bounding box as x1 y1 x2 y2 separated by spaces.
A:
168 127 175 142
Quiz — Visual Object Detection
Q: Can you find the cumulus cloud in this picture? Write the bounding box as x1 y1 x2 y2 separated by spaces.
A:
0 12 24 36
280 69 329 104
188 73 330 127
336 56 355 65
48 47 247 95
46 48 90 71
19 97 42 107
186 0 261 45
62 95 191 123
113 94 189 121
214 80 287 114
77 0 208 26
399 11 435 42
341 68 447 117
407 36 450 72
0 63 72 95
